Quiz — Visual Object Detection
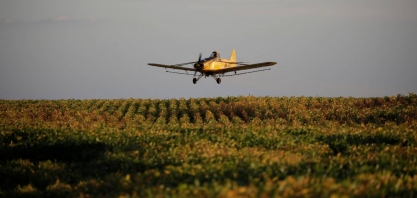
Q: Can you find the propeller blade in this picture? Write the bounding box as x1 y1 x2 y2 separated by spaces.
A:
198 53 202 63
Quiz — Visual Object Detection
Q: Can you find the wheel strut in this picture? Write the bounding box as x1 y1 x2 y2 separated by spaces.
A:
212 74 221 84
193 72 203 84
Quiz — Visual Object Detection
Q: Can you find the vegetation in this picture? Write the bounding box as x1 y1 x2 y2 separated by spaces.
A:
1 94 417 197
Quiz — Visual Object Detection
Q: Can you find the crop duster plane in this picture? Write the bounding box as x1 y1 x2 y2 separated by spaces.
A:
148 50 277 84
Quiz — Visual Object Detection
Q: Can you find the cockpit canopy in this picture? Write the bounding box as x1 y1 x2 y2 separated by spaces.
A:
208 51 220 60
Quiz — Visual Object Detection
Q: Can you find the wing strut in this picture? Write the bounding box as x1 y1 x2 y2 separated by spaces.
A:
220 68 271 77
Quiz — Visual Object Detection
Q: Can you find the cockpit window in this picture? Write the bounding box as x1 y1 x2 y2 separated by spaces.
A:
210 52 217 58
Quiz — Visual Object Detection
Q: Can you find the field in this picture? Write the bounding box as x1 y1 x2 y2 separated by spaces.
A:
1 94 417 197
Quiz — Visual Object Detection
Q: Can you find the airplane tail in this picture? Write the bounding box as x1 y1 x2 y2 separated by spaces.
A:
229 49 236 67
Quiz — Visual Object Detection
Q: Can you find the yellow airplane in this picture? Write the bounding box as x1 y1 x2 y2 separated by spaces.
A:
148 49 277 84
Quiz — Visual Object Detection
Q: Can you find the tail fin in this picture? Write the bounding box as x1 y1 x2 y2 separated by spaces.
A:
229 49 236 67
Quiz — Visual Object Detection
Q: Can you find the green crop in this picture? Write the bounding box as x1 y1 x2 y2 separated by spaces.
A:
0 94 416 197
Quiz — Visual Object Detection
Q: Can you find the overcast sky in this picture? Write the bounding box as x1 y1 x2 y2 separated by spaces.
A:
1 0 416 99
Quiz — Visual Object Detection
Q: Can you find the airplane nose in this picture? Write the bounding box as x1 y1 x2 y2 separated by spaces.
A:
194 53 203 70
194 63 203 69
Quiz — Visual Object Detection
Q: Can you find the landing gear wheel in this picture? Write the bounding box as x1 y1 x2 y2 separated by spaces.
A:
193 78 197 84
216 78 221 84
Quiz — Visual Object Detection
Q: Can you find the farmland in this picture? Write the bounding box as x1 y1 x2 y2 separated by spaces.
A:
1 94 417 197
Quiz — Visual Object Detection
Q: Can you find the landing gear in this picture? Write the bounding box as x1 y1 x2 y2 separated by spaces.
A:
193 73 223 84
213 74 221 84
193 72 203 84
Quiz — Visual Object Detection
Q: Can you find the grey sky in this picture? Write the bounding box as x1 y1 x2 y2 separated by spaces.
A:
1 0 416 99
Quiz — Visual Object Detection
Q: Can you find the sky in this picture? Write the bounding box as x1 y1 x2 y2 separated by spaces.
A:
1 0 416 99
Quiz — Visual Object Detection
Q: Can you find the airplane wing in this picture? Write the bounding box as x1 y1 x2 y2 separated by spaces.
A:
212 62 277 74
217 61 245 64
148 63 195 71
172 61 196 66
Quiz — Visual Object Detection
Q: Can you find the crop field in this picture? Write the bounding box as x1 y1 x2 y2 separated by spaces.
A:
1 94 417 197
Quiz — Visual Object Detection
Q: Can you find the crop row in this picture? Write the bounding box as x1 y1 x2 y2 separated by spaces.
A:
1 124 417 197
1 94 416 130
1 94 417 197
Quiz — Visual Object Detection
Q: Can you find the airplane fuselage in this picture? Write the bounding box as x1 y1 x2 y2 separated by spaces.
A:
199 59 235 71
194 50 237 73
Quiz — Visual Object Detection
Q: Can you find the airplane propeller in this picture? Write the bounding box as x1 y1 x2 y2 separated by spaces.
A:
195 53 202 69
194 52 203 75
198 52 202 64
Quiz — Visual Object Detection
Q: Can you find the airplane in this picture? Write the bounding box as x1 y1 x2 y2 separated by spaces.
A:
148 49 277 84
